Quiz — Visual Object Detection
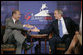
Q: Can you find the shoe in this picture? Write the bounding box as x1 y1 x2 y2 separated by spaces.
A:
23 43 34 50
23 39 34 50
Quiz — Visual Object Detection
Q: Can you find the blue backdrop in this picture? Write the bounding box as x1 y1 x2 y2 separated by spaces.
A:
1 1 81 30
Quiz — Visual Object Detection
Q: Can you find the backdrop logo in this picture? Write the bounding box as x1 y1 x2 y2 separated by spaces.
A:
24 3 52 22
24 12 32 21
31 3 52 21
34 3 51 16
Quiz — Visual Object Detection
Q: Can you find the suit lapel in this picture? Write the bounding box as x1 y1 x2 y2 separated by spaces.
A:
56 20 59 30
10 17 19 24
9 17 15 24
54 20 59 35
63 17 68 30
56 20 59 36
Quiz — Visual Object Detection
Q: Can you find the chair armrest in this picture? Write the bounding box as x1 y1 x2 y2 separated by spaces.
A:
48 32 53 39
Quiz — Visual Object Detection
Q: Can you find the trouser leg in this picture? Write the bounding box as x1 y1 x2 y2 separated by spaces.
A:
12 30 26 44
49 36 62 54
63 35 73 51
12 30 26 54
16 42 22 54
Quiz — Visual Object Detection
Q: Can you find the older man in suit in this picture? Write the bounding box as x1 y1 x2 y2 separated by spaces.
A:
3 10 34 54
32 9 79 54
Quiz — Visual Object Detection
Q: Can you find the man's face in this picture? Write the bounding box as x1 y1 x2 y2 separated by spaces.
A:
54 10 61 20
14 11 21 20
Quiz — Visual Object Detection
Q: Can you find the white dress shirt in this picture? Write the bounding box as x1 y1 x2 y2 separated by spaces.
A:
58 17 69 35
12 17 16 24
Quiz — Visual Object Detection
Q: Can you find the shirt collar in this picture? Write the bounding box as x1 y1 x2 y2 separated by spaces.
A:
59 17 63 21
12 17 16 23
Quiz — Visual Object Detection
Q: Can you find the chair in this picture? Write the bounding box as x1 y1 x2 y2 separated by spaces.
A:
1 44 27 54
48 32 66 54
56 42 66 54
1 26 27 54
1 44 16 54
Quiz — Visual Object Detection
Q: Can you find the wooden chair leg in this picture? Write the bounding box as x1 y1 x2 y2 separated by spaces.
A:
1 50 3 54
49 46 51 54
45 39 47 53
24 50 27 54
31 38 32 54
12 50 16 54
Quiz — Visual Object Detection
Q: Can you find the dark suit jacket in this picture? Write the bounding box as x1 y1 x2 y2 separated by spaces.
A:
39 17 79 38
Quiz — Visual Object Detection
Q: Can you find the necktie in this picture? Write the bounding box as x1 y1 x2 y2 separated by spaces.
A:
59 20 63 38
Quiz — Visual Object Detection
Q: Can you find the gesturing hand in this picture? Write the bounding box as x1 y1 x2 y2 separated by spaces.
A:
24 24 34 28
30 26 40 32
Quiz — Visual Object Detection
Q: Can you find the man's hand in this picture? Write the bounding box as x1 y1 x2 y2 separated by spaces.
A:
23 24 34 28
30 26 40 32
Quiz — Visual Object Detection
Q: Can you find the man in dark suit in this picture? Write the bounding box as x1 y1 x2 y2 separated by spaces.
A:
31 9 79 54
3 10 34 54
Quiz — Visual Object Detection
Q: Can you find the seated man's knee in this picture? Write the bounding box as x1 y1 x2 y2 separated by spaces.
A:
49 37 55 42
12 30 19 34
13 30 18 32
16 42 22 46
